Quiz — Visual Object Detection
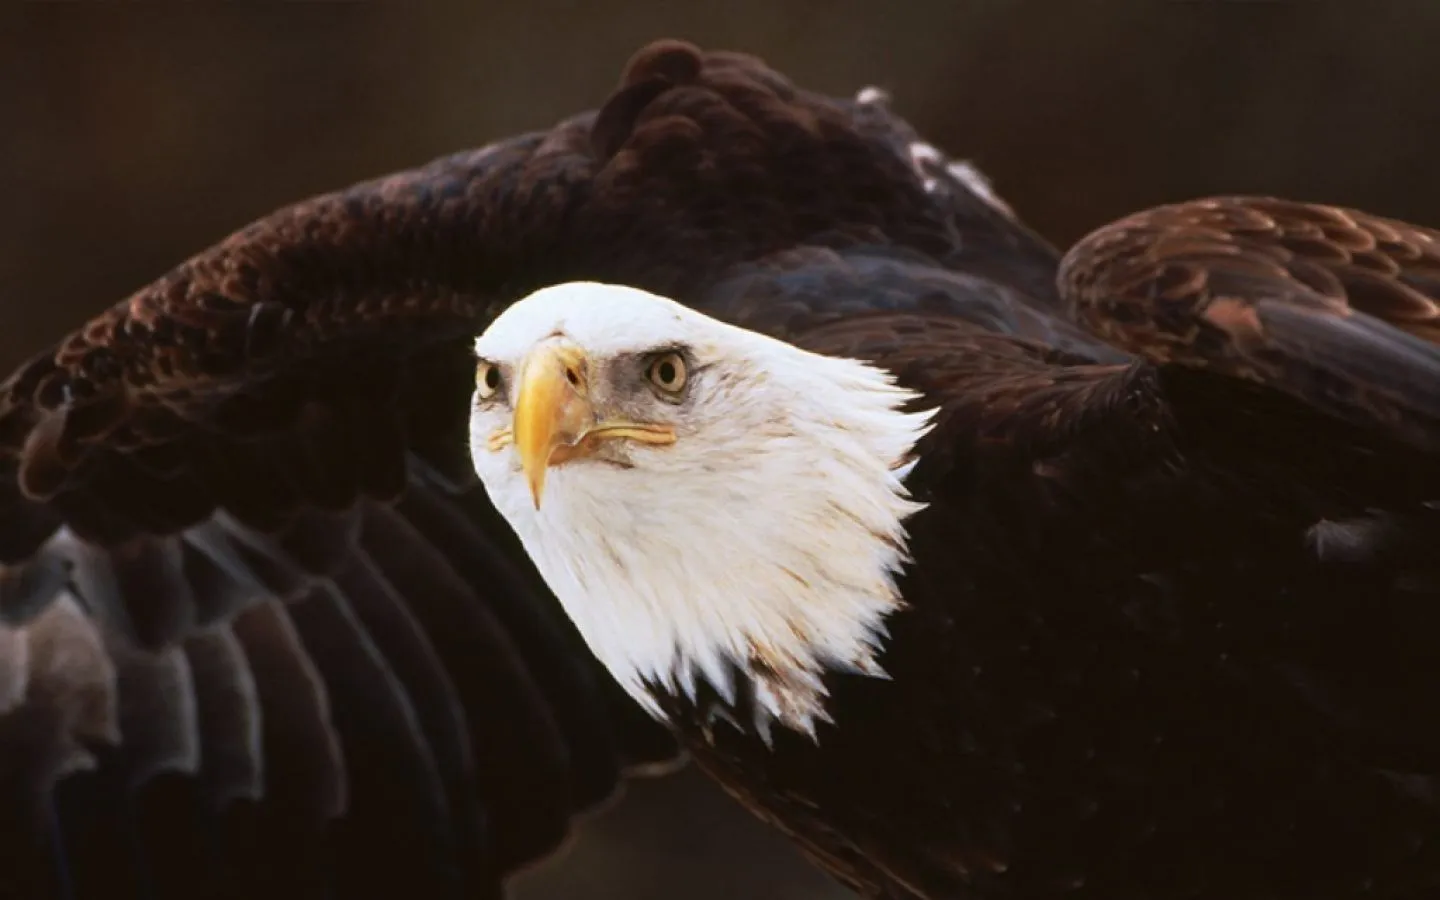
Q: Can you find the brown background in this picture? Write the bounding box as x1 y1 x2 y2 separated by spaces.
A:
3 3 1437 898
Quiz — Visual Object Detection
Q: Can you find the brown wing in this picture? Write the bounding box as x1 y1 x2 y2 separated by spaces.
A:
0 124 689 900
0 38 989 900
1057 196 1440 450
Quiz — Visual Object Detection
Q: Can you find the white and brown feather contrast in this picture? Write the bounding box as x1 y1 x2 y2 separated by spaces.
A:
3 36 1440 900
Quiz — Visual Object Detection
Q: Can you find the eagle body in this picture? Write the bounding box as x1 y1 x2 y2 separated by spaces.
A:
1 38 1439 900
656 345 1440 899
519 262 1440 900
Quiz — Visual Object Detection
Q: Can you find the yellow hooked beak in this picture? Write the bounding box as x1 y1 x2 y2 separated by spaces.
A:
508 339 677 508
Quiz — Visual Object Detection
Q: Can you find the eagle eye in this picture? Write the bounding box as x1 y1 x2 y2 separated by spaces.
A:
646 351 688 396
475 360 503 400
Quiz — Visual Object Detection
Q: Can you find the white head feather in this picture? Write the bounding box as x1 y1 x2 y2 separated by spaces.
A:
469 282 935 741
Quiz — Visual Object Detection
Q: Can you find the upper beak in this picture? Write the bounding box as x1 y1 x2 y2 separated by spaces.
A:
513 339 595 509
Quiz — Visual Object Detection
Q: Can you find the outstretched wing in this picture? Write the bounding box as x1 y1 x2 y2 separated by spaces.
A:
1057 196 1440 451
0 119 684 900
0 38 987 900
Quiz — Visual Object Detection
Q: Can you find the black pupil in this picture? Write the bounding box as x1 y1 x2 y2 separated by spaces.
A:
656 360 676 385
484 366 500 390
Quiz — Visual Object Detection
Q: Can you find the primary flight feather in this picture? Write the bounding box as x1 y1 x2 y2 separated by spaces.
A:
1 37 1439 900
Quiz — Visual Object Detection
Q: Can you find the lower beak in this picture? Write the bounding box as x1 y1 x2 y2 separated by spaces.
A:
511 340 679 508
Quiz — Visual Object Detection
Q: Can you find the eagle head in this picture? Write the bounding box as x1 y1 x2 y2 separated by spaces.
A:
469 282 934 741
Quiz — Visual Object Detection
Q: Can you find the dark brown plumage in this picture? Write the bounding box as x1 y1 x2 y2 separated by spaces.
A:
1060 197 1440 449
1 37 1439 900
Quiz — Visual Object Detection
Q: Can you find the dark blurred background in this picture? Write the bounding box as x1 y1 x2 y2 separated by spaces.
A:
3 2 1438 898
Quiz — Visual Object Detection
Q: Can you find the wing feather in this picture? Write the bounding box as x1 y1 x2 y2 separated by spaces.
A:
181 628 263 810
1059 196 1440 450
352 500 577 873
282 581 459 896
230 599 346 827
107 641 200 791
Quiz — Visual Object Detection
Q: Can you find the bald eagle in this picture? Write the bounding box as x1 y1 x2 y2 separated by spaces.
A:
3 37 1440 900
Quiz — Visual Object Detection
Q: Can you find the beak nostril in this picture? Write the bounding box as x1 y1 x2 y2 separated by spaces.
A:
565 367 581 387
